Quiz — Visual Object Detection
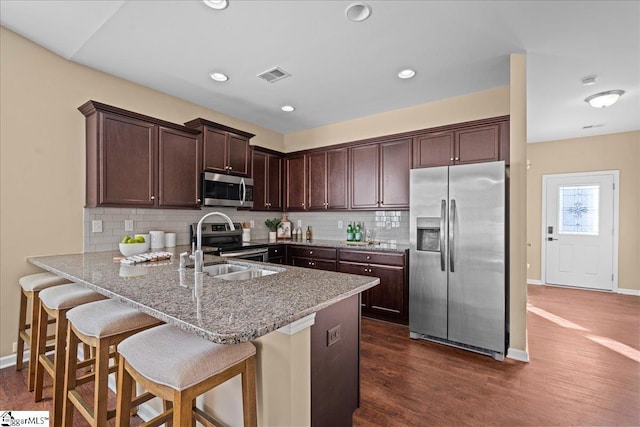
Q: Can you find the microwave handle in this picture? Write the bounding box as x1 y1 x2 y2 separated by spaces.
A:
240 178 246 206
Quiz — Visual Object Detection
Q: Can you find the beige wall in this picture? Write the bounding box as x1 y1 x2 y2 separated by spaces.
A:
284 86 510 152
526 131 640 292
0 27 283 357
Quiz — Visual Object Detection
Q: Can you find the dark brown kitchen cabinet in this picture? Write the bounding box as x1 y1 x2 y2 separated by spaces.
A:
184 118 254 177
285 154 307 211
251 148 283 211
350 138 411 209
267 245 286 264
308 148 348 210
413 119 510 168
338 249 408 324
80 101 201 209
288 246 337 271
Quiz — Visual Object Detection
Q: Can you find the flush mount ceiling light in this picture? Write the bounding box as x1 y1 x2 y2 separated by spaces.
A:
585 90 625 108
281 105 295 112
345 3 371 22
203 0 228 10
210 72 229 82
398 69 416 79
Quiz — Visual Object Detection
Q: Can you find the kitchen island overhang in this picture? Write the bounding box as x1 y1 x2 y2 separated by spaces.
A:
28 247 379 426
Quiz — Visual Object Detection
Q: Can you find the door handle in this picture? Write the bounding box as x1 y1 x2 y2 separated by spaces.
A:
440 200 446 272
547 237 558 241
449 199 456 273
240 178 246 206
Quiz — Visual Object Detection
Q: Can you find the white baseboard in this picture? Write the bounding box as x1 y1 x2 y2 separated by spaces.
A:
507 347 529 362
618 288 640 296
0 349 29 370
527 279 543 285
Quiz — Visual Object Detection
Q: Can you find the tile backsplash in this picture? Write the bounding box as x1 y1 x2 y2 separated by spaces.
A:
84 207 409 252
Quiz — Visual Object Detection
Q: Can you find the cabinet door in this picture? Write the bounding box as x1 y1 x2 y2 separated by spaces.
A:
285 154 307 211
313 259 337 271
157 127 200 208
350 144 379 209
338 262 370 311
380 138 411 208
455 124 500 164
326 148 348 209
251 150 268 210
308 152 327 210
100 112 156 206
227 134 250 176
368 265 405 320
267 154 283 210
413 131 454 168
202 128 228 173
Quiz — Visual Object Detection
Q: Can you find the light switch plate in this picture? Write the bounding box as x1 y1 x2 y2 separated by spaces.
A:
124 220 134 231
92 220 102 233
297 220 302 227
250 220 255 228
327 324 341 347
338 220 343 229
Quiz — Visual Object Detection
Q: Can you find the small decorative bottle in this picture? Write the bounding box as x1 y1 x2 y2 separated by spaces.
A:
355 222 362 242
347 222 354 241
306 226 312 241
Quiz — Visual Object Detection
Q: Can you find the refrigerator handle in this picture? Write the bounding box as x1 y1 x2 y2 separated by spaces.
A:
449 199 456 273
440 200 447 271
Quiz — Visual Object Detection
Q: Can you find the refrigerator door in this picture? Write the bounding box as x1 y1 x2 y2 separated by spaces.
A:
409 167 448 338
447 161 505 352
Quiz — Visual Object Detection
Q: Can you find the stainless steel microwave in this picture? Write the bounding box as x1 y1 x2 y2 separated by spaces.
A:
201 172 254 208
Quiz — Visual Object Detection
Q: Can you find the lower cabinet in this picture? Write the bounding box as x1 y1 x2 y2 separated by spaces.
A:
338 249 408 324
267 245 286 264
288 245 337 271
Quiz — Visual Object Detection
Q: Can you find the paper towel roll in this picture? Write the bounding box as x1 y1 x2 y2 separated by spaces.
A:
149 230 165 249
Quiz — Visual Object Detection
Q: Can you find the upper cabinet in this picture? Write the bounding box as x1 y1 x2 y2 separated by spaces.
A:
80 101 201 209
184 118 254 177
251 147 283 211
413 118 510 168
285 154 307 211
308 148 348 210
350 138 411 209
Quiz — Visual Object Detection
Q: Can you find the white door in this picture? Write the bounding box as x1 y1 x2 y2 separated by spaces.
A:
543 172 617 291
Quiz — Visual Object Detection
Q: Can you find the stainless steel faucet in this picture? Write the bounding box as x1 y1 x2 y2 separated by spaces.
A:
193 211 235 274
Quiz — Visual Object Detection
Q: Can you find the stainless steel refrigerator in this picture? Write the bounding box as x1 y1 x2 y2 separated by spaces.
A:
409 161 507 360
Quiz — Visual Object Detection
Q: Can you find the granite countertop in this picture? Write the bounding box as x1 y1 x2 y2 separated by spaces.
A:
249 238 410 253
28 246 379 344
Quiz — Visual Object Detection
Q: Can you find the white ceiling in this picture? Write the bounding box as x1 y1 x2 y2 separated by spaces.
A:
1 0 638 143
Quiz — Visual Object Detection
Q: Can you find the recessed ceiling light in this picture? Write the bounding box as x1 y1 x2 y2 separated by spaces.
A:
281 105 295 112
345 3 371 22
582 123 606 129
584 90 625 108
581 75 597 86
398 69 416 79
210 72 229 82
203 0 228 10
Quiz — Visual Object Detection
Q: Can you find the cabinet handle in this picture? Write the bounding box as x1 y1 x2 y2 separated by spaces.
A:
450 157 454 161
302 203 305 208
150 195 155 200
455 157 459 161
274 249 278 253
228 166 233 170
366 255 371 260
309 251 313 255
197 198 201 203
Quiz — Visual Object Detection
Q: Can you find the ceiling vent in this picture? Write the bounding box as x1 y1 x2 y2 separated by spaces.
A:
257 67 291 83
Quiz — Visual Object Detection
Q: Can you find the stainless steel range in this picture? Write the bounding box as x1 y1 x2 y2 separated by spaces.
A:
189 222 268 262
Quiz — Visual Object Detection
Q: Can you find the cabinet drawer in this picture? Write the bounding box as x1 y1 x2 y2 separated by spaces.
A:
338 249 404 267
289 246 336 260
268 245 285 258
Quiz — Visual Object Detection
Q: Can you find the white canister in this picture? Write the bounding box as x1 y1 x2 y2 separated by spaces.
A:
165 232 176 248
149 230 165 249
242 228 251 242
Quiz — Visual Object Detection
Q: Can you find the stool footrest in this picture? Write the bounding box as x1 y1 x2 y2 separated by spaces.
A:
194 406 224 427
68 389 94 424
131 391 155 408
140 408 173 427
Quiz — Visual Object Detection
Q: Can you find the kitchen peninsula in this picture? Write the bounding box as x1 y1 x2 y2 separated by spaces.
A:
28 248 379 426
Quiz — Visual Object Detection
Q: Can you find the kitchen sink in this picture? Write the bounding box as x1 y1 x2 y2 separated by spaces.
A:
202 264 249 276
216 269 278 281
201 262 282 281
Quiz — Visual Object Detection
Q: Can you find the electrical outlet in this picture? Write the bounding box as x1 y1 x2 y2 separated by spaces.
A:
327 324 341 347
124 220 134 231
92 220 102 233
12 342 17 353
338 220 343 229
250 220 255 228
297 220 302 227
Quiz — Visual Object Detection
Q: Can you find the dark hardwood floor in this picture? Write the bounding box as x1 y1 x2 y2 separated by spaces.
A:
354 284 640 426
2 284 638 426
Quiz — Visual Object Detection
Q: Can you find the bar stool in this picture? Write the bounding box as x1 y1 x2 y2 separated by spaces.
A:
16 272 71 391
115 324 257 427
33 283 107 423
63 299 163 427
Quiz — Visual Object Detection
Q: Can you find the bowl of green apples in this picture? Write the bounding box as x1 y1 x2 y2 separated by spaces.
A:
119 235 150 256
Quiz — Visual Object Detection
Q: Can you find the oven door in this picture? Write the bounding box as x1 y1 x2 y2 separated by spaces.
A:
219 248 268 262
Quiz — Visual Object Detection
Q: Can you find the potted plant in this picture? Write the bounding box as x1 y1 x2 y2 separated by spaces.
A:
265 218 281 241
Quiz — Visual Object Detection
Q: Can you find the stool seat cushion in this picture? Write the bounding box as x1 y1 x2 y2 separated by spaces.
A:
118 324 256 391
66 299 161 339
20 272 70 292
39 283 106 311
